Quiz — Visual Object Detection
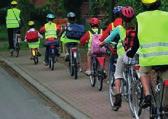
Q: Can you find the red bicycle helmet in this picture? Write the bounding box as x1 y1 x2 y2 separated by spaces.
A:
121 6 135 22
89 17 100 27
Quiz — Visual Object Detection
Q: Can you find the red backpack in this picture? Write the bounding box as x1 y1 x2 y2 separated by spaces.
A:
124 27 136 51
26 30 39 42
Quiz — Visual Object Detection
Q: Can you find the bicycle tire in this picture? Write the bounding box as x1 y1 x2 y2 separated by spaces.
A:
130 78 143 119
97 72 103 91
89 57 97 87
15 43 20 57
34 56 38 64
74 58 78 79
68 52 74 76
51 57 54 71
109 71 116 108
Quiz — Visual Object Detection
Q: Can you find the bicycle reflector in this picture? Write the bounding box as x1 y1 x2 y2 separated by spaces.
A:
133 65 140 71
163 80 168 86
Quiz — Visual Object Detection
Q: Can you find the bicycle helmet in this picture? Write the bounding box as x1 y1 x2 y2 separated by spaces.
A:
67 12 76 18
141 0 158 4
28 21 35 26
46 13 55 19
113 6 123 14
89 17 100 27
121 6 135 22
11 0 17 5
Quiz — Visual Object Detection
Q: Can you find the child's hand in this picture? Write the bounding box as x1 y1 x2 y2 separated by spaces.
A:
99 42 104 47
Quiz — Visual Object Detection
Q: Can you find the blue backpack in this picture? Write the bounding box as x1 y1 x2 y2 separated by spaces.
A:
65 23 85 40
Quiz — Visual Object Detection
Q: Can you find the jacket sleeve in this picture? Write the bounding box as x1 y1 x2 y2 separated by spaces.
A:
80 31 90 46
104 27 120 44
100 24 112 42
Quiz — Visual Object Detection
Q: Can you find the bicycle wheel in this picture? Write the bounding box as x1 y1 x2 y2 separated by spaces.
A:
89 57 97 87
68 51 74 76
129 78 143 119
74 58 78 79
122 71 129 101
15 42 20 57
33 56 38 64
97 69 103 91
109 71 116 108
49 57 54 70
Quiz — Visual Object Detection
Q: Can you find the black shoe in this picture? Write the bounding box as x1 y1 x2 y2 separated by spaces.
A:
37 52 41 57
140 95 151 109
112 94 122 111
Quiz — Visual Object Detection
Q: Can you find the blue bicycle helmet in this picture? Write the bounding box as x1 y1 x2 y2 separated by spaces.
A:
46 13 55 19
113 6 123 14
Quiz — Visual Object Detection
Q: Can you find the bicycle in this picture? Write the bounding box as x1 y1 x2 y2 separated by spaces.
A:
31 48 39 64
89 43 109 91
45 40 59 71
108 50 137 110
11 29 21 57
130 66 168 119
67 42 80 79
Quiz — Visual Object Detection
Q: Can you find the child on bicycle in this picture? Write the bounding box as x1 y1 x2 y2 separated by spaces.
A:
100 6 136 111
25 20 42 59
80 17 102 75
40 13 61 65
99 6 123 42
60 12 84 62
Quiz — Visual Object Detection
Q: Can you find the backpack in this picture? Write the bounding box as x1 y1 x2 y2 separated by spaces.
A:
124 27 136 51
26 30 39 42
91 34 106 54
65 23 85 40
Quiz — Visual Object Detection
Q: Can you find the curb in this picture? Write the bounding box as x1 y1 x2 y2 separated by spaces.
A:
1 58 90 119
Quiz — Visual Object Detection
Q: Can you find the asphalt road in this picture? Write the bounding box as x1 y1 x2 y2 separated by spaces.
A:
0 66 60 119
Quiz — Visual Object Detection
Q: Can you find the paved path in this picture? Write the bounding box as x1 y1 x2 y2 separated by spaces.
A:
0 50 148 119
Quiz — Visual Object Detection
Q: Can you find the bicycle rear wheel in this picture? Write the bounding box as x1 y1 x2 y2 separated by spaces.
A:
49 57 54 71
130 78 143 119
90 57 97 87
109 71 116 108
97 69 104 91
15 42 20 57
74 58 78 79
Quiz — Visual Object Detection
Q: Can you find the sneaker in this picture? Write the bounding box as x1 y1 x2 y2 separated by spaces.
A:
140 95 151 109
112 94 122 111
85 70 91 75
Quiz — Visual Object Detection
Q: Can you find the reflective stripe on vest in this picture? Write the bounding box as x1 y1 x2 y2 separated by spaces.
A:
45 22 57 39
137 10 168 66
88 28 102 48
116 25 126 56
6 8 20 28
